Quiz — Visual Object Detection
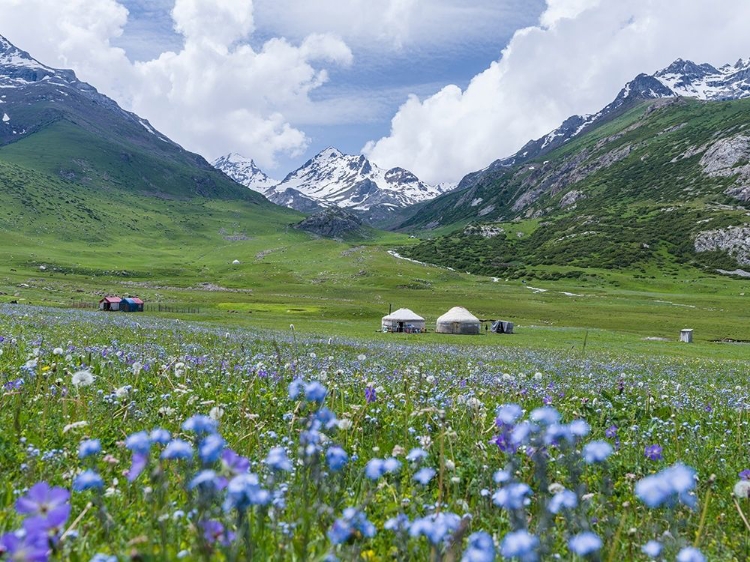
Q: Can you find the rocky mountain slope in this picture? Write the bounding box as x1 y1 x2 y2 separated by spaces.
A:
215 147 452 222
0 34 266 203
212 153 279 192
397 57 750 278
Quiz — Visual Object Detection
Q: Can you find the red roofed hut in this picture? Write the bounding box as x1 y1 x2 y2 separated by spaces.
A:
120 297 144 312
99 296 122 311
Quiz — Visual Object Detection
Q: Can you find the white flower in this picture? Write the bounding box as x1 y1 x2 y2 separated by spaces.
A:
357 354 366 361
63 420 88 433
419 435 432 449
734 480 750 499
132 362 143 376
115 386 130 399
445 460 456 471
71 369 94 387
425 375 435 384
338 419 353 431
209 406 225 420
533 372 543 381
52 347 63 355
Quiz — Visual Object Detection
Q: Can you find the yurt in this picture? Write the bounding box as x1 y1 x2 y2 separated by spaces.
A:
381 308 426 333
435 306 481 335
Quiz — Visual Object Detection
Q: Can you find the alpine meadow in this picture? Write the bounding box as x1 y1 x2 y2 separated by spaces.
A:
0 5 749 562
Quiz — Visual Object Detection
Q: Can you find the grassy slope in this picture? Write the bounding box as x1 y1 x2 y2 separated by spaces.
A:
0 108 748 359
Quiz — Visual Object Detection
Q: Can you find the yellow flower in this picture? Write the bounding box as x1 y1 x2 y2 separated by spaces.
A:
361 550 378 562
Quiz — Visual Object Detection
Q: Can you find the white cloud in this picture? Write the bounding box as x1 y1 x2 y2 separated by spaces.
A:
364 0 750 184
0 0 351 169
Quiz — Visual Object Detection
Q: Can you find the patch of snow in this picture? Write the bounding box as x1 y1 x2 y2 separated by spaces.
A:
2 112 8 122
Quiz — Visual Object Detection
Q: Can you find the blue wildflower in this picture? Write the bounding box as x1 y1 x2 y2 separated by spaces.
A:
409 512 461 545
568 532 602 557
582 441 613 464
124 431 151 455
161 439 194 461
676 547 706 562
198 434 225 465
635 463 696 508
266 447 293 472
500 530 539 561
548 489 577 514
413 467 436 485
78 439 101 459
529 407 560 425
641 540 663 558
406 447 428 462
189 470 219 490
182 415 217 435
462 531 495 562
149 428 171 445
493 483 532 510
73 470 104 492
224 474 270 511
90 554 118 562
326 446 348 472
327 507 376 545
496 404 523 425
304 381 327 403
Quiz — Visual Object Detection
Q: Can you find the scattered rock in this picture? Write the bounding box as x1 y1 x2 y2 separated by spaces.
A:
293 207 365 238
694 225 750 265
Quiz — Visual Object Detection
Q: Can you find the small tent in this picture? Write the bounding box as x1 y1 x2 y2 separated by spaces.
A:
436 307 481 335
490 320 514 334
382 308 425 333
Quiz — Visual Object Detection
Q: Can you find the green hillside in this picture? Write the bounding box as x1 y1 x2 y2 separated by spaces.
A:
398 98 750 278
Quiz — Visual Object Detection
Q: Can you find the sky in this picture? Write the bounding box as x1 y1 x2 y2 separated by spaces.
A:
1 0 750 184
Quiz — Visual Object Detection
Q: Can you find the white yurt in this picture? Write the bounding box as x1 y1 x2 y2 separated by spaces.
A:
381 308 426 333
435 306 481 335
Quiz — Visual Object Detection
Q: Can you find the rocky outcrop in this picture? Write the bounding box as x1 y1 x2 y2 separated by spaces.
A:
293 207 365 238
694 225 750 265
698 135 750 204
559 190 585 208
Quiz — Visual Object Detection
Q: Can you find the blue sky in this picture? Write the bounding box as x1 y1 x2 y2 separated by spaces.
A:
111 0 545 177
2 1 750 184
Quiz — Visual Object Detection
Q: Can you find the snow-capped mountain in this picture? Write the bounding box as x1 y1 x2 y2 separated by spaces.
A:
212 153 278 192
0 34 170 144
459 57 750 189
214 147 452 218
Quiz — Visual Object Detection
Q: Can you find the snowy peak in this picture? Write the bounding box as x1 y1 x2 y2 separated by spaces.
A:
269 148 450 216
212 153 278 192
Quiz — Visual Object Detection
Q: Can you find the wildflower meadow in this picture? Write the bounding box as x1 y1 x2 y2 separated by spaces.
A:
0 304 748 561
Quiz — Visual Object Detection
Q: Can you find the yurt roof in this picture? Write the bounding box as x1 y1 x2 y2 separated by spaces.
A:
436 306 480 323
382 308 425 322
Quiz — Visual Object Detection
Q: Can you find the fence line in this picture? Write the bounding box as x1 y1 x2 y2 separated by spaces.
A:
71 302 200 314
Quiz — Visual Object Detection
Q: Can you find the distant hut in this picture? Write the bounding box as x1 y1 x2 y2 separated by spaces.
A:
490 320 514 334
99 296 122 311
436 307 481 335
382 308 425 333
120 297 144 312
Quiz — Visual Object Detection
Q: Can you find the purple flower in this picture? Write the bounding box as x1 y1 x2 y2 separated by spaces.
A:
72 470 104 492
739 469 750 480
127 452 149 483
568 532 602 556
364 386 377 403
492 423 518 453
635 463 697 508
149 428 171 445
16 482 70 518
190 470 220 490
530 407 560 425
0 532 49 562
605 425 618 438
406 448 428 462
202 520 234 546
644 444 663 461
364 458 400 480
